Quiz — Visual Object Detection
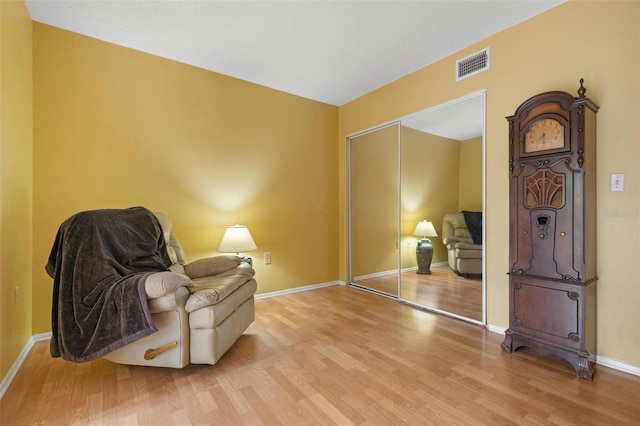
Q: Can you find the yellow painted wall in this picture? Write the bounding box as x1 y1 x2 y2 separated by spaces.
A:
458 137 482 211
339 1 640 367
0 0 33 379
31 23 338 334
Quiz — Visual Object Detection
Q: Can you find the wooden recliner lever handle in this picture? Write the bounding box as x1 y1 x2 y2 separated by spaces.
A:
144 341 178 360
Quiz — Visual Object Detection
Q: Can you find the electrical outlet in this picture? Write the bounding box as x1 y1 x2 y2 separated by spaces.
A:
264 252 271 265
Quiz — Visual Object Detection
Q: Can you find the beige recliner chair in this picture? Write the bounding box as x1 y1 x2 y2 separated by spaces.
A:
442 212 483 278
104 212 256 368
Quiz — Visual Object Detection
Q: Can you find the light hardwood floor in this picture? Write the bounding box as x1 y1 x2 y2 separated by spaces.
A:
1 285 639 425
353 265 482 321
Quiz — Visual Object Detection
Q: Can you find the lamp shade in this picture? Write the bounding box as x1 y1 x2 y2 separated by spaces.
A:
413 220 438 238
217 224 257 253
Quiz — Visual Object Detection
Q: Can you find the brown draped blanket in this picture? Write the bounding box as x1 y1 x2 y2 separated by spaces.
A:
45 207 172 363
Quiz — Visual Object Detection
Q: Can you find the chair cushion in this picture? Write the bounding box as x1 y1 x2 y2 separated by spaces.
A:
186 268 255 313
185 255 241 280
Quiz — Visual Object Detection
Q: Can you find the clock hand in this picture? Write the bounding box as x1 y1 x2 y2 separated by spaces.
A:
539 132 546 145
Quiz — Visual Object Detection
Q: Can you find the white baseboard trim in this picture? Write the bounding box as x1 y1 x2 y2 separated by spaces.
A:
254 280 343 300
486 324 640 377
0 335 35 400
595 355 640 376
355 261 448 281
487 323 508 335
400 261 448 274
0 332 54 400
354 269 397 281
34 331 52 342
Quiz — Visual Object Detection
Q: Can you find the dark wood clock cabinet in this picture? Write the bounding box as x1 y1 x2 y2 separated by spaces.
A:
501 80 599 380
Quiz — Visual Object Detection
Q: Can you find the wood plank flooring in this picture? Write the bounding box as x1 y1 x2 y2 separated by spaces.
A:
354 265 482 321
1 285 639 425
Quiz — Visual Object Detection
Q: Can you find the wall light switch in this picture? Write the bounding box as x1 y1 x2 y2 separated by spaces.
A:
264 252 271 265
610 173 625 192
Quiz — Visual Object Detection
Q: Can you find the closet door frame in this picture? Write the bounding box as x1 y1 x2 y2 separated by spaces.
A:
347 90 486 327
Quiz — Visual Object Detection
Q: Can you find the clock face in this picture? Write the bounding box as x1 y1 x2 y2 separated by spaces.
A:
524 119 564 153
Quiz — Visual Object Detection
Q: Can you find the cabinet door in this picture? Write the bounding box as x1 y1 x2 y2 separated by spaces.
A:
509 275 593 351
511 277 579 347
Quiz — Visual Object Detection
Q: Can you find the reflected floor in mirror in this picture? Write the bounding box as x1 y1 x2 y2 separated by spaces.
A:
353 265 482 321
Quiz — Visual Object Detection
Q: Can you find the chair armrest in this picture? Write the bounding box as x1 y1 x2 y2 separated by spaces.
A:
185 268 256 312
144 271 191 299
443 236 463 248
147 286 190 313
454 242 482 250
184 255 241 280
444 236 478 248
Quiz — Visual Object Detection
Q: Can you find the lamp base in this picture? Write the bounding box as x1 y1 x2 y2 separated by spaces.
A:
416 238 434 275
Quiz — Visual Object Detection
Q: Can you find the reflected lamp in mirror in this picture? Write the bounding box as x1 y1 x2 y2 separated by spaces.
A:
413 220 438 275
217 224 257 266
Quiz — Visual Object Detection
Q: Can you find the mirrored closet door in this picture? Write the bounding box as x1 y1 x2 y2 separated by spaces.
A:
348 92 486 324
348 122 400 297
399 92 485 323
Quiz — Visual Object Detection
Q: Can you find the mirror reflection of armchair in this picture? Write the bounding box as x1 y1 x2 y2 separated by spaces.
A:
442 212 482 278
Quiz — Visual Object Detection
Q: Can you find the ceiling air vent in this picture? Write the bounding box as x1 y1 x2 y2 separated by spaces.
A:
456 47 490 81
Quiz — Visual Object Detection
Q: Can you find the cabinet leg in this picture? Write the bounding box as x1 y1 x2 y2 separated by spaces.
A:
577 351 594 381
501 329 513 353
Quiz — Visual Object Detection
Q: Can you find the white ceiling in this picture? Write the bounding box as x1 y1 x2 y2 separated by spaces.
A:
26 0 565 108
401 91 485 141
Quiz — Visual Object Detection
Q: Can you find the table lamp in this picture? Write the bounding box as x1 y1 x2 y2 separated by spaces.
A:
413 220 438 274
218 224 257 266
